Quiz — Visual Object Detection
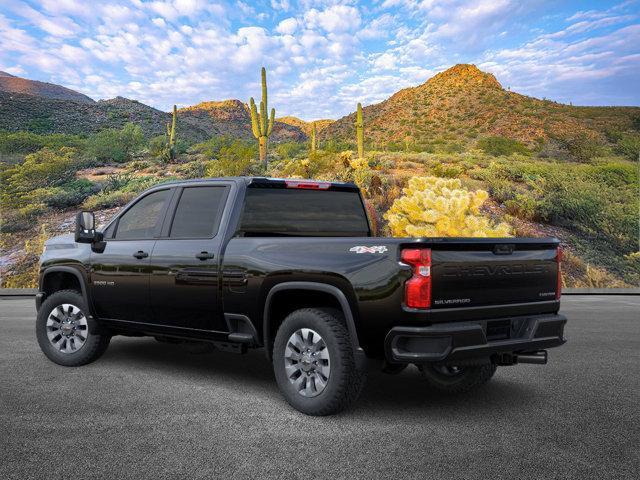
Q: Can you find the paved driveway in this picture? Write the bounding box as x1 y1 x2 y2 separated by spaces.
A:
1 295 638 479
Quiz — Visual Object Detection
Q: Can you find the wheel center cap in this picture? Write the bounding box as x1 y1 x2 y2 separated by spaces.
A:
61 323 74 335
300 354 313 371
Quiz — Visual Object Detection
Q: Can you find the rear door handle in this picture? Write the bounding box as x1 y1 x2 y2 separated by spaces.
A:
196 251 215 261
133 250 149 259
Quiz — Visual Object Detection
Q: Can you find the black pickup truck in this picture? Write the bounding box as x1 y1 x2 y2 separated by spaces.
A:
36 177 566 415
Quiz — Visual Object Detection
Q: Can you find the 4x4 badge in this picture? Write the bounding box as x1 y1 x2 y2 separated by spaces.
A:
349 246 388 254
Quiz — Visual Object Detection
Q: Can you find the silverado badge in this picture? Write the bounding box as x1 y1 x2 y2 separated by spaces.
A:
349 246 388 254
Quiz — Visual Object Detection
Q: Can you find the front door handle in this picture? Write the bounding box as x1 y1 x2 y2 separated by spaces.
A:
133 250 149 259
196 251 215 261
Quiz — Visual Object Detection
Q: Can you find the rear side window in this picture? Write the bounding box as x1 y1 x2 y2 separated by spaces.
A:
115 189 169 240
170 186 227 238
239 188 369 236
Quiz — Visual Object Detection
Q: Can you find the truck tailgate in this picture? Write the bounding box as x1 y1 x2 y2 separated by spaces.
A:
430 240 560 309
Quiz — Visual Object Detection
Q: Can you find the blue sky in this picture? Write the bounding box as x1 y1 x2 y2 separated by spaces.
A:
0 0 638 120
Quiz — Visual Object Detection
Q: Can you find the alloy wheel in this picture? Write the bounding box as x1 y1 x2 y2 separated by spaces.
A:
46 303 89 354
284 328 331 397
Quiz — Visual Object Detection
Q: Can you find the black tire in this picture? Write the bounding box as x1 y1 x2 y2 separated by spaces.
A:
36 290 111 367
420 363 497 394
272 308 366 416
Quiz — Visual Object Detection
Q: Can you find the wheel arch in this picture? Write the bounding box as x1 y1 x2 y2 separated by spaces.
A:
263 281 362 361
40 266 91 313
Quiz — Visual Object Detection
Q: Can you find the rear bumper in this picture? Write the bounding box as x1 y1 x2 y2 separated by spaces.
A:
385 313 566 363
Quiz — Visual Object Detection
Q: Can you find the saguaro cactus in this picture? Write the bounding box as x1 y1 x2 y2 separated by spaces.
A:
250 67 275 167
310 122 317 152
166 104 177 161
355 102 364 160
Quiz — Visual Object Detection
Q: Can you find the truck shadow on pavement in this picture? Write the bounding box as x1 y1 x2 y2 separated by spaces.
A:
102 337 539 415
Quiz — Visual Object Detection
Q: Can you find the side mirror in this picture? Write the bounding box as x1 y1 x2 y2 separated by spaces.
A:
75 211 101 243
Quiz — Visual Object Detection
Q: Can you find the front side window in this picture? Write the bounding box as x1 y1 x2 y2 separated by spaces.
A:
170 186 227 238
115 189 170 240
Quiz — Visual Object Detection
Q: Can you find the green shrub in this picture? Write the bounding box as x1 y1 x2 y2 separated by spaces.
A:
175 161 206 179
0 131 87 154
505 194 540 220
103 173 133 192
615 133 640 160
432 163 463 178
32 179 98 208
0 147 81 210
27 117 54 134
440 142 465 154
555 132 603 162
193 136 254 158
196 136 257 176
148 135 166 157
83 190 135 210
275 141 306 160
88 123 144 162
477 157 638 254
477 136 529 156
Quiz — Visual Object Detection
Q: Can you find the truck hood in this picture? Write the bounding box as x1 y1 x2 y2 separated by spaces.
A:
45 233 76 248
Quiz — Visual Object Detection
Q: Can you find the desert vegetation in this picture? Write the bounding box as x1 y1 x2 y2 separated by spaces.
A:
1 65 638 288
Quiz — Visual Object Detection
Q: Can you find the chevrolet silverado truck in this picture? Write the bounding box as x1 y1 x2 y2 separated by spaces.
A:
36 177 567 415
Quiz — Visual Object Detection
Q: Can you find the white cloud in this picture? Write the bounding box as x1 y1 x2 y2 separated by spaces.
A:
271 0 291 11
57 44 90 63
276 17 298 35
147 1 180 21
371 52 397 70
1 65 27 76
305 5 361 33
39 0 92 18
358 13 396 39
0 0 636 118
8 2 80 37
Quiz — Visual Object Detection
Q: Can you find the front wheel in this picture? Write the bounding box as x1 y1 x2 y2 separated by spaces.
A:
272 308 366 416
420 363 497 394
36 290 111 367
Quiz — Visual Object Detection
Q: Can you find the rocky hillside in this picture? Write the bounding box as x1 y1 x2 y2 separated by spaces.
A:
277 116 334 135
321 64 640 148
0 74 306 143
179 100 306 142
0 91 209 141
0 71 94 104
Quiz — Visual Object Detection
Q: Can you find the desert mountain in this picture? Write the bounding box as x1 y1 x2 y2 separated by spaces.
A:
0 71 94 104
2 65 637 148
0 91 210 141
277 116 334 135
0 74 305 143
321 64 639 147
179 100 306 142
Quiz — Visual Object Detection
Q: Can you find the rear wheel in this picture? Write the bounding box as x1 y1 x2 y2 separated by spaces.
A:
36 290 111 367
272 308 366 416
420 363 497 394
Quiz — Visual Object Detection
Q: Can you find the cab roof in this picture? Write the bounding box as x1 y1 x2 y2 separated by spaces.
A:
158 177 360 192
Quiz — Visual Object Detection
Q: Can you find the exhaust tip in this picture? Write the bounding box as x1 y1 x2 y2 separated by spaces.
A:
515 351 548 365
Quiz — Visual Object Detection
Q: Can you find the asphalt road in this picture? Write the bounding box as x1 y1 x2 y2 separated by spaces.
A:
1 296 638 479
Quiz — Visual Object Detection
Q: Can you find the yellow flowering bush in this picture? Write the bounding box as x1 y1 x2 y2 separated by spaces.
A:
384 176 512 237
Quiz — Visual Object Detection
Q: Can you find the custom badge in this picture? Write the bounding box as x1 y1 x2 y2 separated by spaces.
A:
349 246 388 254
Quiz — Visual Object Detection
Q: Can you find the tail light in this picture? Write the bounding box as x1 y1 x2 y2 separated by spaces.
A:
556 246 563 300
401 248 431 309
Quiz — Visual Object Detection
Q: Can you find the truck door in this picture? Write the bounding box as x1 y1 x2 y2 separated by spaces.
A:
90 188 173 322
148 184 230 331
